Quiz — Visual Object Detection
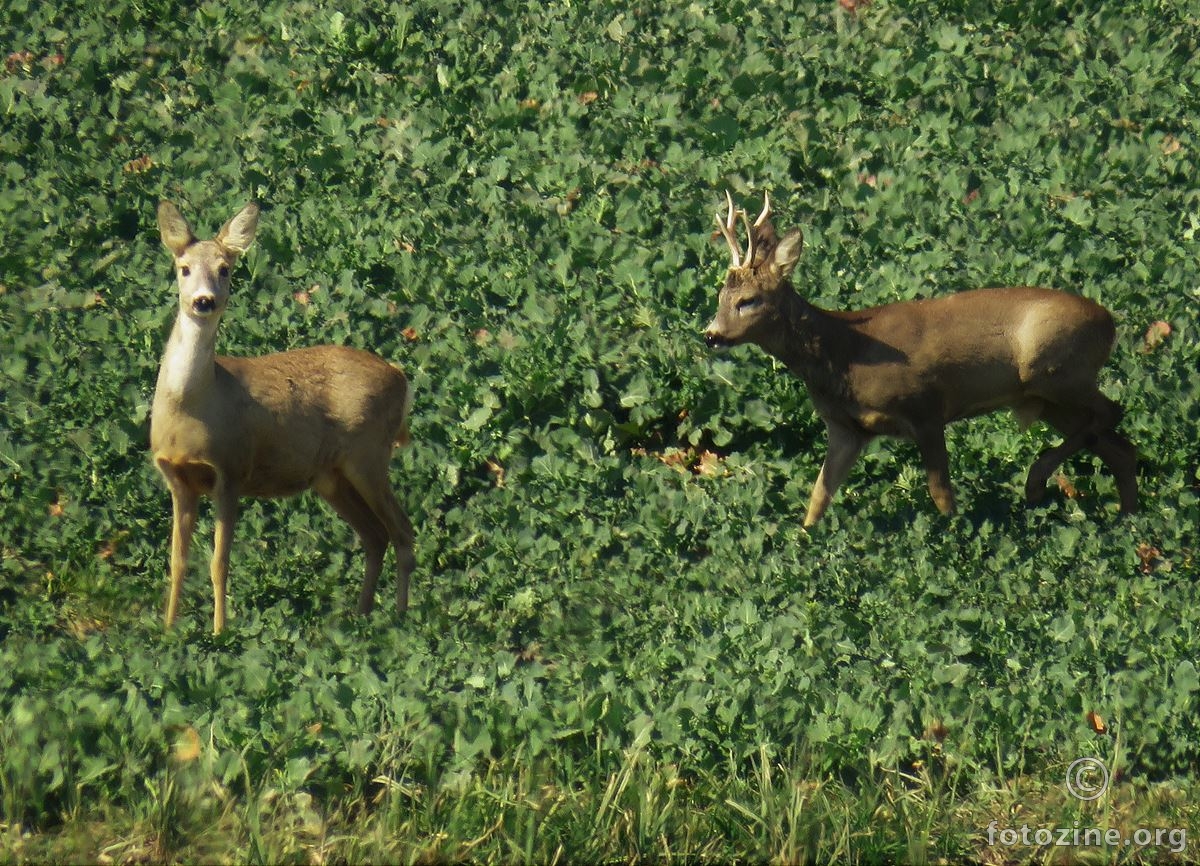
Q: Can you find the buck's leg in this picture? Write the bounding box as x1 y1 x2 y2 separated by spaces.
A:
1092 431 1138 514
210 480 239 634
1033 402 1137 513
161 468 199 629
315 472 389 615
804 423 867 527
914 427 956 515
343 463 416 615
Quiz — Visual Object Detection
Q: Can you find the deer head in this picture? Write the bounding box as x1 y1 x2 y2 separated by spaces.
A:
704 191 804 350
157 201 259 328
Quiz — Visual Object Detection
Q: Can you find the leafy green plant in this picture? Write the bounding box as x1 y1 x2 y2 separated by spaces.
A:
1 0 1197 861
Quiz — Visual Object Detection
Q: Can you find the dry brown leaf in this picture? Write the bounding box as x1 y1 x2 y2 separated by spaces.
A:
695 450 725 477
1085 710 1107 734
1136 542 1162 574
5 50 34 72
174 726 201 762
1141 320 1171 353
98 530 129 561
401 326 419 342
924 720 948 742
122 155 154 174
1055 473 1080 499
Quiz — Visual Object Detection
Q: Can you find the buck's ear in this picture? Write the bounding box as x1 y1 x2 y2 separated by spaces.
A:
216 203 260 255
770 228 804 280
157 201 196 257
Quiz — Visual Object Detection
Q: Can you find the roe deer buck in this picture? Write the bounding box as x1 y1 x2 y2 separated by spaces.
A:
151 201 415 633
703 193 1138 525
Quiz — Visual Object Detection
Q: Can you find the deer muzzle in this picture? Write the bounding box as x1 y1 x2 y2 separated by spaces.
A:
704 330 732 350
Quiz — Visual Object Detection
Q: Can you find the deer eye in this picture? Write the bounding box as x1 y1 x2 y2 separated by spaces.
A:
218 264 230 278
180 266 191 277
736 296 762 313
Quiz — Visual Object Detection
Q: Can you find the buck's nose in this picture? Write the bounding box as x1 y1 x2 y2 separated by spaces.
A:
704 330 728 349
192 295 217 315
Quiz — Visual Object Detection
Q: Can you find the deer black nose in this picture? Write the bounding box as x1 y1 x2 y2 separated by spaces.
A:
193 296 216 314
704 332 729 349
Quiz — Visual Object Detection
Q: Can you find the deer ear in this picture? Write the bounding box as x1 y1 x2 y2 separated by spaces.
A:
157 201 196 257
770 228 804 280
216 203 260 254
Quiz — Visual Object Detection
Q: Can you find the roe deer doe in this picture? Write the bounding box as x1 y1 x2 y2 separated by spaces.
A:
703 192 1138 525
151 201 415 633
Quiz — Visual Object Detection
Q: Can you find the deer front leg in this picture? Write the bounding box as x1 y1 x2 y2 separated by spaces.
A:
914 426 956 515
162 471 200 629
804 423 868 527
210 480 239 634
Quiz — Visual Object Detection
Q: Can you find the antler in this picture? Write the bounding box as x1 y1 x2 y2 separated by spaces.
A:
715 190 743 268
716 191 775 270
754 191 772 228
744 190 772 265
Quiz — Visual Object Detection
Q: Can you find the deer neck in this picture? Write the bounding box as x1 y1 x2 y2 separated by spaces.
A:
155 311 219 406
758 291 848 392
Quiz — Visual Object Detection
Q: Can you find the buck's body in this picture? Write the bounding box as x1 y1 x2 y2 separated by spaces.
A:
151 201 415 634
774 287 1117 437
704 193 1137 525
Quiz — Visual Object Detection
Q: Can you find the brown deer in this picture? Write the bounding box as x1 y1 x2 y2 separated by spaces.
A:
704 192 1138 525
151 201 416 633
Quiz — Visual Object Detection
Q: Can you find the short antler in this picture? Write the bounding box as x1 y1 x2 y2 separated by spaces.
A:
748 191 775 266
715 190 743 269
717 191 775 270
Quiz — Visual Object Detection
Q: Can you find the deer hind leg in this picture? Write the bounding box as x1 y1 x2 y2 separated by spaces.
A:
1091 429 1137 513
1026 393 1136 513
210 479 239 634
804 423 868 527
914 426 956 515
341 461 416 615
315 471 390 614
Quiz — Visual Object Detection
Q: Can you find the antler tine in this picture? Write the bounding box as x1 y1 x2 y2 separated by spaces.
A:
753 191 772 227
715 190 742 268
741 206 756 267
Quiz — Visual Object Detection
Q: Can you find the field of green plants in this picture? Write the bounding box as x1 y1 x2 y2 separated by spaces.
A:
2 0 1199 861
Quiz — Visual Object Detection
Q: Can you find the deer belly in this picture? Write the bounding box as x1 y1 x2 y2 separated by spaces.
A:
238 442 330 498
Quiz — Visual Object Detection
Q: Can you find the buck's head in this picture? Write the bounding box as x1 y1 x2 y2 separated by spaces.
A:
704 192 803 350
157 201 259 325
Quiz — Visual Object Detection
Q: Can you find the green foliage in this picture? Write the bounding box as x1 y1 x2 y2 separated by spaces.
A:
1 0 1198 860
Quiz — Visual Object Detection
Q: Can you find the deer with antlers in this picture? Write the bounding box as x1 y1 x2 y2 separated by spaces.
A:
151 201 416 633
704 192 1138 525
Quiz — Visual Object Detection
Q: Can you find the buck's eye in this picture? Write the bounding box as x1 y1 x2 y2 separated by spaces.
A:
736 296 762 313
218 264 229 279
180 266 191 277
